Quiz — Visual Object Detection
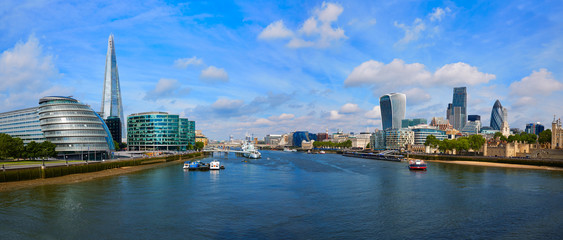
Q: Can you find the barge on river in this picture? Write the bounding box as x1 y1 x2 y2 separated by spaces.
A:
342 152 404 162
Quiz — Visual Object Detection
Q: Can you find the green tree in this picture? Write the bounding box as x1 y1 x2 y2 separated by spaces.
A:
494 132 503 139
39 141 57 159
0 133 24 159
539 129 552 146
468 134 486 152
456 138 470 153
438 139 450 153
24 141 41 160
113 140 120 151
195 142 204 150
365 143 370 149
424 135 440 148
119 142 127 150
9 137 24 159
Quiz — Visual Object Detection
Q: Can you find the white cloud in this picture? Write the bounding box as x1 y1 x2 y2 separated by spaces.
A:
254 118 275 126
328 110 343 120
430 7 450 22
509 68 563 96
365 106 381 119
211 98 244 111
344 59 431 87
258 20 293 39
339 103 360 114
269 113 295 121
144 78 190 101
345 59 495 90
0 35 65 112
259 2 346 48
200 66 229 82
0 35 57 92
174 56 203 68
394 18 426 45
394 7 451 46
316 2 343 23
403 88 431 105
433 62 496 86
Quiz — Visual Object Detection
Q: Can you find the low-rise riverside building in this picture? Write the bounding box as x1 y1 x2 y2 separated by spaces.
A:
127 112 195 151
370 130 386 150
484 141 531 157
385 128 414 150
0 96 115 160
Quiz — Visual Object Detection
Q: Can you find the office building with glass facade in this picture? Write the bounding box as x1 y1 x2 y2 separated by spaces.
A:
401 118 427 128
525 122 544 135
490 100 507 130
380 93 406 130
447 87 467 130
101 34 125 142
0 107 44 144
105 116 121 143
385 128 414 150
410 127 447 145
127 112 194 151
369 130 386 150
292 131 317 147
0 96 115 160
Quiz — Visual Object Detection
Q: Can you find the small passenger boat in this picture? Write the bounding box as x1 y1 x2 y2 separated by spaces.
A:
183 161 190 169
187 161 210 171
210 160 221 170
408 159 427 170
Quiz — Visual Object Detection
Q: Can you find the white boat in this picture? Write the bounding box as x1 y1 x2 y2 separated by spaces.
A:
241 141 261 159
248 150 261 159
319 151 326 154
210 160 221 170
183 161 190 169
283 148 297 152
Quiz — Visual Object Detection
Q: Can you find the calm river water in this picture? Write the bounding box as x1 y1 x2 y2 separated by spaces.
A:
1 151 562 239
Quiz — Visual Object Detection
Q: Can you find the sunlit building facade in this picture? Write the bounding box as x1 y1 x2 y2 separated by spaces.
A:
380 93 406 130
101 34 125 142
127 112 194 151
0 96 115 160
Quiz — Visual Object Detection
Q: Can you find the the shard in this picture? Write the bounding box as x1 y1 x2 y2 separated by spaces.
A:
101 34 124 142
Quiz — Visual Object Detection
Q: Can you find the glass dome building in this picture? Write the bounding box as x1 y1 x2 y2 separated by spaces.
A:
38 96 115 160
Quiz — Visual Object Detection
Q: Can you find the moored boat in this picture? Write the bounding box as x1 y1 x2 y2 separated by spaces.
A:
183 161 190 169
187 161 210 171
408 159 427 170
210 160 221 170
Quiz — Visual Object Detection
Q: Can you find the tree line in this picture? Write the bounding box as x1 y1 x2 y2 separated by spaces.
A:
313 140 352 148
0 133 57 160
424 134 486 153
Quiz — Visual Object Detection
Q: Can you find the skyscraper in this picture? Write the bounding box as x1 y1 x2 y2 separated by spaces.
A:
490 100 507 130
380 93 406 130
450 87 467 130
101 34 124 142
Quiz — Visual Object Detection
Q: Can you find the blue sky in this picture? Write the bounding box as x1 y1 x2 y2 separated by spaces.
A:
1 0 562 140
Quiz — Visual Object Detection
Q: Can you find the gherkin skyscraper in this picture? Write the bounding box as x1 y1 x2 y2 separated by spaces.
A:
101 34 124 142
490 99 507 130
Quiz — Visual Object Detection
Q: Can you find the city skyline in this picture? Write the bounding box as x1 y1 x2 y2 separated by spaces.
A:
1 1 562 140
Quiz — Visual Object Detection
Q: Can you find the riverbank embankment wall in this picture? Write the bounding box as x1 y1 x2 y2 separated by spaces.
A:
0 152 207 183
410 154 563 168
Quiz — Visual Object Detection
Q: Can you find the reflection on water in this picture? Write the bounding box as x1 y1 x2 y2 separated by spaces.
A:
1 151 562 239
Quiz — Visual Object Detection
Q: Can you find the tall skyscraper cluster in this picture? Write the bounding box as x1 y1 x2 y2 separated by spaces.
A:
447 87 467 130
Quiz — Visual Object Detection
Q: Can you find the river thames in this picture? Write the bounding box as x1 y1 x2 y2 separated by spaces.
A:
1 151 562 239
